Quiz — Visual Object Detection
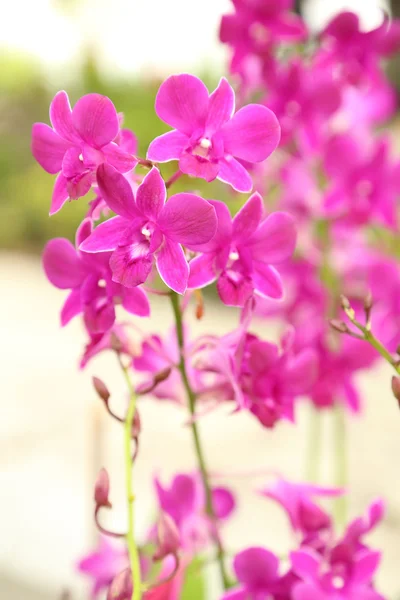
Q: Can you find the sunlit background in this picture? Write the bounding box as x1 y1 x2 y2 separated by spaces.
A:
2 1 400 599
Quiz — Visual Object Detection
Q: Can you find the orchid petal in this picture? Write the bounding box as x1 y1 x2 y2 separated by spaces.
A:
43 238 86 289
122 286 151 317
110 245 153 287
136 167 166 220
291 549 320 580
218 157 253 193
206 77 235 134
97 164 138 219
292 582 326 600
102 142 137 173
217 271 253 307
61 289 82 326
249 212 296 263
233 547 279 589
221 104 281 162
72 93 119 148
147 130 188 162
155 74 209 136
158 194 217 246
32 123 71 174
233 192 263 243
179 153 220 182
50 173 70 215
188 253 218 288
253 263 283 299
212 487 235 520
49 90 79 143
80 216 130 253
353 551 381 584
156 240 189 294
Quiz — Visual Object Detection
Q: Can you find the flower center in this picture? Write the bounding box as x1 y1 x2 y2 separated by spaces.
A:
141 225 152 239
332 575 345 589
249 22 270 44
98 279 107 288
193 138 212 159
229 250 239 262
356 179 373 197
78 153 84 161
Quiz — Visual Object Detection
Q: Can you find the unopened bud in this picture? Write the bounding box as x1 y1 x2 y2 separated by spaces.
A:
92 376 110 403
107 569 132 600
391 376 400 406
364 291 373 312
153 512 181 561
340 294 351 310
110 332 123 353
194 289 204 320
330 319 348 334
94 468 111 508
138 367 172 395
131 409 141 439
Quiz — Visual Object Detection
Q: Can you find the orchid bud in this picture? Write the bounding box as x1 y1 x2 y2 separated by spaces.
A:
95 468 111 508
391 376 400 406
330 319 348 334
131 409 141 439
110 332 123 353
106 569 132 600
92 376 110 403
153 512 181 561
340 294 351 310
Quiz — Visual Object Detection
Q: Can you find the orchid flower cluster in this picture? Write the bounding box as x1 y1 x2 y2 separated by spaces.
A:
32 1 400 599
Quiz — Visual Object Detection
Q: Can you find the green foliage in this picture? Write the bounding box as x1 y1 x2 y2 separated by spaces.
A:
181 558 207 600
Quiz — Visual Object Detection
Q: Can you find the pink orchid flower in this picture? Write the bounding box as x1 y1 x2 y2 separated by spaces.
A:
43 218 149 333
260 478 343 540
220 0 307 79
188 192 296 306
77 536 129 598
32 91 137 214
79 164 217 294
155 473 235 553
80 323 133 369
291 547 384 600
147 74 280 192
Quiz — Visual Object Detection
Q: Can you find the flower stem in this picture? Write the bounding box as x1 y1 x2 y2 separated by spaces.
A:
169 292 230 590
165 169 183 189
333 401 347 529
118 355 142 600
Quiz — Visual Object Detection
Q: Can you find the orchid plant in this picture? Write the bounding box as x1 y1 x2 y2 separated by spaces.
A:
32 2 400 599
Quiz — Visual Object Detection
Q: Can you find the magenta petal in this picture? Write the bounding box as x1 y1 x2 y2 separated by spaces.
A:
80 216 129 252
233 547 279 589
253 263 283 299
206 77 235 134
221 104 281 162
156 240 189 294
212 487 235 520
110 245 153 288
61 289 82 326
136 167 166 220
233 192 263 243
292 582 325 600
122 286 150 317
50 173 70 215
285 349 318 394
179 153 220 182
189 199 232 253
147 130 188 162
32 123 71 174
50 90 79 143
188 253 218 288
158 193 217 246
97 164 138 219
43 238 86 289
103 142 137 173
217 271 253 307
291 549 320 580
353 551 381 585
72 93 119 148
155 74 209 136
218 157 253 193
249 212 296 263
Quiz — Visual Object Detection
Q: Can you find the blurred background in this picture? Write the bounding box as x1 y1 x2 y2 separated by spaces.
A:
2 1 400 599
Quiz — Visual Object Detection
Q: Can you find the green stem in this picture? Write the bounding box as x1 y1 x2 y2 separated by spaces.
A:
170 292 230 590
118 356 142 600
364 330 400 373
305 407 322 482
333 402 347 529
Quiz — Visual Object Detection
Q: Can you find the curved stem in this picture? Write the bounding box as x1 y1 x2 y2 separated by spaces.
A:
165 169 183 189
170 292 230 591
118 355 142 600
95 505 126 539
